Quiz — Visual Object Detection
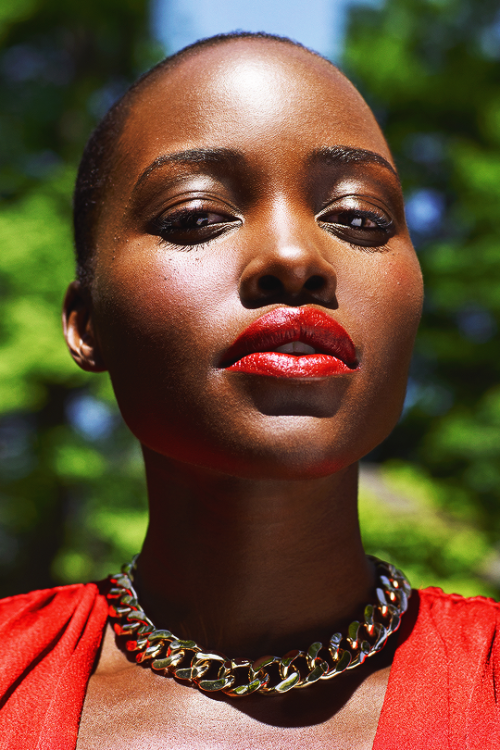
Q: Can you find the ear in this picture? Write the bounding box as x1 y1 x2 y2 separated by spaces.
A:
62 281 107 372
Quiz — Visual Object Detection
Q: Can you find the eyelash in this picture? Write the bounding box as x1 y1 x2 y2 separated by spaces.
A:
150 204 395 251
150 208 238 249
318 208 394 251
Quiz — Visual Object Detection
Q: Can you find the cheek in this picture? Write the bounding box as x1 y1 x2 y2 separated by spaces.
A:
344 250 423 431
375 253 424 359
95 246 234 350
92 248 239 430
342 248 423 356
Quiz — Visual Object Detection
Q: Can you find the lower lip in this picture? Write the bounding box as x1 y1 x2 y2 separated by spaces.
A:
226 353 358 378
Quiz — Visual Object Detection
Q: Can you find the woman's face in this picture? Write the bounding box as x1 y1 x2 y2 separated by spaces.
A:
86 40 423 479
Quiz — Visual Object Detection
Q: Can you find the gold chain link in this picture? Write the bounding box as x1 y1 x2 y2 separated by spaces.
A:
107 555 411 697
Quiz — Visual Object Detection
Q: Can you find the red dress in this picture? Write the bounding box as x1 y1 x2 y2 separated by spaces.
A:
0 584 499 749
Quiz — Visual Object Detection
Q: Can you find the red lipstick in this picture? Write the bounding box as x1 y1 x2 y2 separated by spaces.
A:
222 307 359 379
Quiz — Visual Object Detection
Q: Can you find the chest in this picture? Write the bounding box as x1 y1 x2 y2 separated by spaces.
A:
76 661 389 750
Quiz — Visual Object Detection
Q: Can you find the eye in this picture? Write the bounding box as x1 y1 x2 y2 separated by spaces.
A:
336 212 379 229
318 202 395 248
150 205 239 246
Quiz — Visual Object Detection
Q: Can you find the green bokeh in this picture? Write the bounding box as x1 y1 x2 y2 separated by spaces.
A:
1 0 500 600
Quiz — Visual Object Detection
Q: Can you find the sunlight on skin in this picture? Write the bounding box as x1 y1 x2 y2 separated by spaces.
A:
66 37 422 749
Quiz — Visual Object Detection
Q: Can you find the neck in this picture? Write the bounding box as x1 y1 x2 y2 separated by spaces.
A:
136 447 374 658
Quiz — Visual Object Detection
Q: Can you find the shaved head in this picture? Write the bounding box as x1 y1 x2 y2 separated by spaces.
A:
73 32 346 287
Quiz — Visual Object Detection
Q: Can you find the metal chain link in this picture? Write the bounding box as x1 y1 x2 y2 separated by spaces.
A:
107 555 411 697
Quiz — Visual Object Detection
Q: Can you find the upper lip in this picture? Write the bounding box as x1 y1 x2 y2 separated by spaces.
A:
221 307 358 367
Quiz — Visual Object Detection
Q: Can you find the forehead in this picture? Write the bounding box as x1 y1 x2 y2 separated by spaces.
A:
115 40 393 178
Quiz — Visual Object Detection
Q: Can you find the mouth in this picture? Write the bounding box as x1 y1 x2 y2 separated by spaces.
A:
220 307 359 379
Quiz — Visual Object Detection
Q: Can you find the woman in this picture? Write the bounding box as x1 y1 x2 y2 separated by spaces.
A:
1 32 499 750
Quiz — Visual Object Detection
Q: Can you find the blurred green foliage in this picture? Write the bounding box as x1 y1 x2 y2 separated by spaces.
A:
1 0 500 599
359 462 497 598
345 0 500 595
0 0 160 595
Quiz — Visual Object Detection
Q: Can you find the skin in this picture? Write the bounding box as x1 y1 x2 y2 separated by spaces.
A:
64 39 423 749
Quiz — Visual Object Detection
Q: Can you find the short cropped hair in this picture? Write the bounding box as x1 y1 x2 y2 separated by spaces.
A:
72 32 335 287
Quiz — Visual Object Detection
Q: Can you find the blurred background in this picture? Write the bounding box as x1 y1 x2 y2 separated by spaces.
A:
1 0 500 598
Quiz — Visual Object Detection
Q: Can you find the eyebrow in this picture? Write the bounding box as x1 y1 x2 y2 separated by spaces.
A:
310 146 399 180
134 144 399 192
134 148 246 190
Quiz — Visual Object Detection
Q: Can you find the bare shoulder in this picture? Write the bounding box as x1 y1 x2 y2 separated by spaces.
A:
77 624 392 750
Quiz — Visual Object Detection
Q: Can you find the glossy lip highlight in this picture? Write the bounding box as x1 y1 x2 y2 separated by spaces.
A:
221 307 360 379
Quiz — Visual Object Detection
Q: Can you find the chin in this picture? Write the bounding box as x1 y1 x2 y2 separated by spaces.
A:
120 372 407 481
141 412 385 481
231 418 382 480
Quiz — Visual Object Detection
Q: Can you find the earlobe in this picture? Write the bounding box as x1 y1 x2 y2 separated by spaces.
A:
62 281 107 372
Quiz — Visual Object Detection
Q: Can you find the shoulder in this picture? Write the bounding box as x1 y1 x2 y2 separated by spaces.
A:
0 583 109 747
0 581 99 611
397 586 500 677
417 585 500 611
414 586 500 637
376 589 500 746
0 583 109 705
0 581 105 617
0 581 109 645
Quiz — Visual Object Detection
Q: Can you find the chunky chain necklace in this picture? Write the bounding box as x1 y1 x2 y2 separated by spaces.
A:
107 555 411 697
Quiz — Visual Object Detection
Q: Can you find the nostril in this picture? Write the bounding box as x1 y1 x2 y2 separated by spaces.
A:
258 275 283 293
304 275 325 292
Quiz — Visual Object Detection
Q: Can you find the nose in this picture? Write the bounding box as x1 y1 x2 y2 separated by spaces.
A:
238 211 337 308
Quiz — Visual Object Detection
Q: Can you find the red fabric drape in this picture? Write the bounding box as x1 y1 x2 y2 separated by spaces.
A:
0 584 499 748
373 588 500 749
0 583 108 750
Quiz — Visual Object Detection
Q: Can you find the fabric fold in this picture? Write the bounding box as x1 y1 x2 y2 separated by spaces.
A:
0 583 108 750
373 588 500 749
0 584 499 748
